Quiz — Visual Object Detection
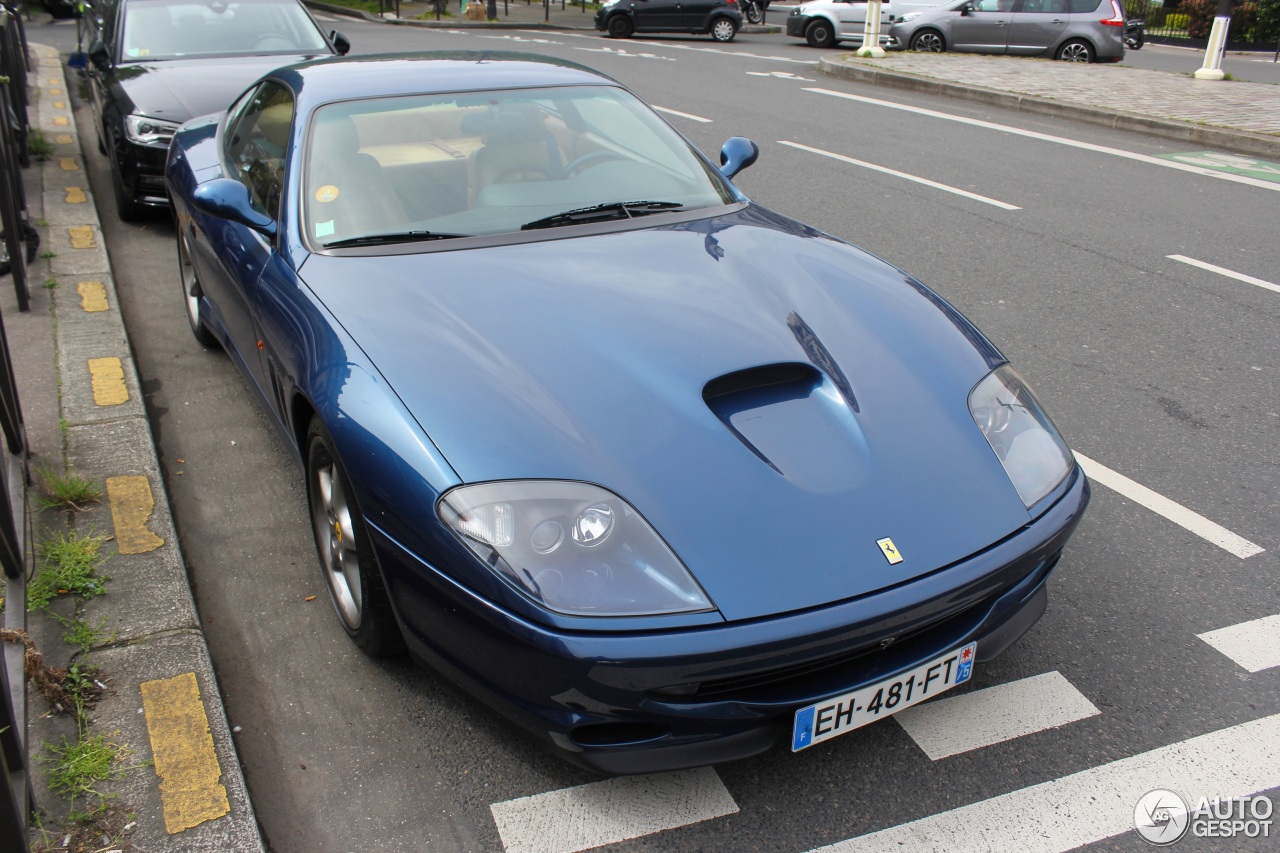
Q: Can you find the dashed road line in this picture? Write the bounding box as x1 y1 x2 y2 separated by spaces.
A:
77 280 109 312
106 475 165 554
806 712 1280 853
804 87 1280 193
490 767 738 853
1198 614 1280 673
549 29 819 64
1167 254 1280 295
87 357 128 406
654 105 712 123
140 672 231 834
779 140 1021 210
1074 452 1264 559
894 671 1100 761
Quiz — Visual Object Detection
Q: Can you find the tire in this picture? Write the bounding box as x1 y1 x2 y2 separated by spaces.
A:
804 18 836 48
744 2 763 24
606 14 633 38
909 29 945 52
177 227 217 347
306 418 405 657
710 16 737 41
1129 32 1144 49
1056 39 1094 62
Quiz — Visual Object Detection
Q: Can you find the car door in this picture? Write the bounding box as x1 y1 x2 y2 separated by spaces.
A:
833 0 869 39
1006 0 1068 53
677 0 719 29
949 0 1013 53
192 81 294 396
633 0 684 29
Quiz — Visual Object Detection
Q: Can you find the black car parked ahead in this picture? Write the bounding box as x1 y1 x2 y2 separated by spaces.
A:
82 0 348 220
595 0 742 42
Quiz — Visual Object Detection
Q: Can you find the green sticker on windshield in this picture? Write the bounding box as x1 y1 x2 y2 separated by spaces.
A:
315 220 335 238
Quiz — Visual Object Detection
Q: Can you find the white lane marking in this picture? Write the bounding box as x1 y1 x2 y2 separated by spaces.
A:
746 70 816 81
1073 453 1264 559
805 87 1280 193
551 30 819 64
654 106 713 123
779 140 1021 210
490 767 738 853
1167 255 1280 295
478 34 563 44
809 712 1280 853
1198 614 1280 673
894 671 1100 761
576 46 676 61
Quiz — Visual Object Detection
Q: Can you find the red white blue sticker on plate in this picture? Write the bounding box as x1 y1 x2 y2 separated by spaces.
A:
792 641 977 751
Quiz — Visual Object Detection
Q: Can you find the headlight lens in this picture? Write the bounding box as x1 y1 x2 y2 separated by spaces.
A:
968 366 1073 508
898 11 923 22
124 114 181 146
439 481 714 617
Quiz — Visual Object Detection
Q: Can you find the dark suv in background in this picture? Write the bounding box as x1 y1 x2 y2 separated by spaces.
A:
595 0 743 42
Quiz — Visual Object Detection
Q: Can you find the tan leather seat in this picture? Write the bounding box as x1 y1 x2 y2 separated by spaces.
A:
308 114 406 241
467 107 562 206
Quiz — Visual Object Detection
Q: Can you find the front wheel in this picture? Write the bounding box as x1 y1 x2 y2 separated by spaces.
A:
177 228 216 347
805 19 836 48
306 419 405 657
1056 39 1094 62
607 14 633 38
910 29 945 52
710 16 737 42
744 1 763 24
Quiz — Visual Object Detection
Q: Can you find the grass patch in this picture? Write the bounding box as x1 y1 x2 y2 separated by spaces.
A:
61 616 115 654
44 730 132 804
29 530 110 609
35 465 101 510
28 129 54 161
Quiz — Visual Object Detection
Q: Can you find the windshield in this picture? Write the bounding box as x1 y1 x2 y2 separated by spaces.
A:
119 0 329 61
304 85 738 249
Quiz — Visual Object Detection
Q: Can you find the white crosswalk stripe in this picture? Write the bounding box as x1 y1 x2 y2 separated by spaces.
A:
1198 614 1280 673
893 671 1100 760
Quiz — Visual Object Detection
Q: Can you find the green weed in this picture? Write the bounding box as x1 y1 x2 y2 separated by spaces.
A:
29 530 110 609
27 129 53 161
35 465 101 510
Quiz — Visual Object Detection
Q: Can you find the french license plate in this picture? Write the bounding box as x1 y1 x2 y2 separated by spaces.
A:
791 641 976 751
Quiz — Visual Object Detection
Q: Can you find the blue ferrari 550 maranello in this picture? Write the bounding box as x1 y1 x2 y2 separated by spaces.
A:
166 51 1090 774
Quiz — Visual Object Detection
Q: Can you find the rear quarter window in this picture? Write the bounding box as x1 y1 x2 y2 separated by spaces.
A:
1067 0 1101 12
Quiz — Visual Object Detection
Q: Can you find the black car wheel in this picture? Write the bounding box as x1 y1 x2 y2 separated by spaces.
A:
108 136 147 222
710 16 737 42
177 228 217 347
910 29 945 52
1057 39 1094 62
306 418 404 657
805 18 836 48
607 14 633 38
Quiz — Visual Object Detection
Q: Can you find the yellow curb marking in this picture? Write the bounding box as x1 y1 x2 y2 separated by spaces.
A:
58 157 78 171
46 78 60 85
106 475 164 554
77 281 109 312
50 87 64 95
140 672 231 834
87 357 128 406
55 134 72 144
53 100 66 109
52 117 68 126
65 186 86 204
68 226 96 249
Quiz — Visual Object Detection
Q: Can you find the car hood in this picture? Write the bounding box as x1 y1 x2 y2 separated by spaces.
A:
112 55 326 123
300 212 1035 621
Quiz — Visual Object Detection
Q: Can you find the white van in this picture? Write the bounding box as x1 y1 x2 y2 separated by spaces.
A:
785 0 944 47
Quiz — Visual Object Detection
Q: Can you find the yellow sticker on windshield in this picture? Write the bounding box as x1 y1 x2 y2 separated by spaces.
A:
315 185 339 203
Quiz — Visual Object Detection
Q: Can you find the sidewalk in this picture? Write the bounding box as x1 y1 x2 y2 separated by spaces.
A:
8 44 262 851
310 0 1280 158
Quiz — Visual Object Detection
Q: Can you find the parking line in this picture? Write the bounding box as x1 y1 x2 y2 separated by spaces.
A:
140 672 231 833
654 106 712 123
778 140 1021 210
1167 255 1280 295
804 88 1280 193
893 671 1100 761
106 475 165 555
807 712 1280 853
1198 614 1280 673
1073 452 1264 559
490 767 738 853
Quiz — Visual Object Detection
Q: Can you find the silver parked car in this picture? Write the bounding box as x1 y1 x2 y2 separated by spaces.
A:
889 0 1126 62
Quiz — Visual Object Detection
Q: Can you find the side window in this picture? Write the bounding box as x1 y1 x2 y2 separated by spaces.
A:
1067 0 1099 11
224 81 295 220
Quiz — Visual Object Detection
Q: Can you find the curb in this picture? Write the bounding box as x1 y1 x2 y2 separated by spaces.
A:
23 43 265 851
817 55 1280 161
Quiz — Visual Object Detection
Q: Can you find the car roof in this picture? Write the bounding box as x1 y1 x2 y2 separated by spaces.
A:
275 52 621 113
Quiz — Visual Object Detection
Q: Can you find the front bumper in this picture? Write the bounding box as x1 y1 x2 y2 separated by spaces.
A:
374 467 1089 774
115 136 171 208
786 12 812 37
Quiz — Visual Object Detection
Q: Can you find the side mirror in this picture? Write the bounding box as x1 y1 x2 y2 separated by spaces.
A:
718 136 759 180
960 3 972 13
88 40 110 69
191 178 277 237
330 30 351 55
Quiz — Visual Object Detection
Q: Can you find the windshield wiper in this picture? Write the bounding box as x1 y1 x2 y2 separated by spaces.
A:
323 230 467 248
521 201 684 231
